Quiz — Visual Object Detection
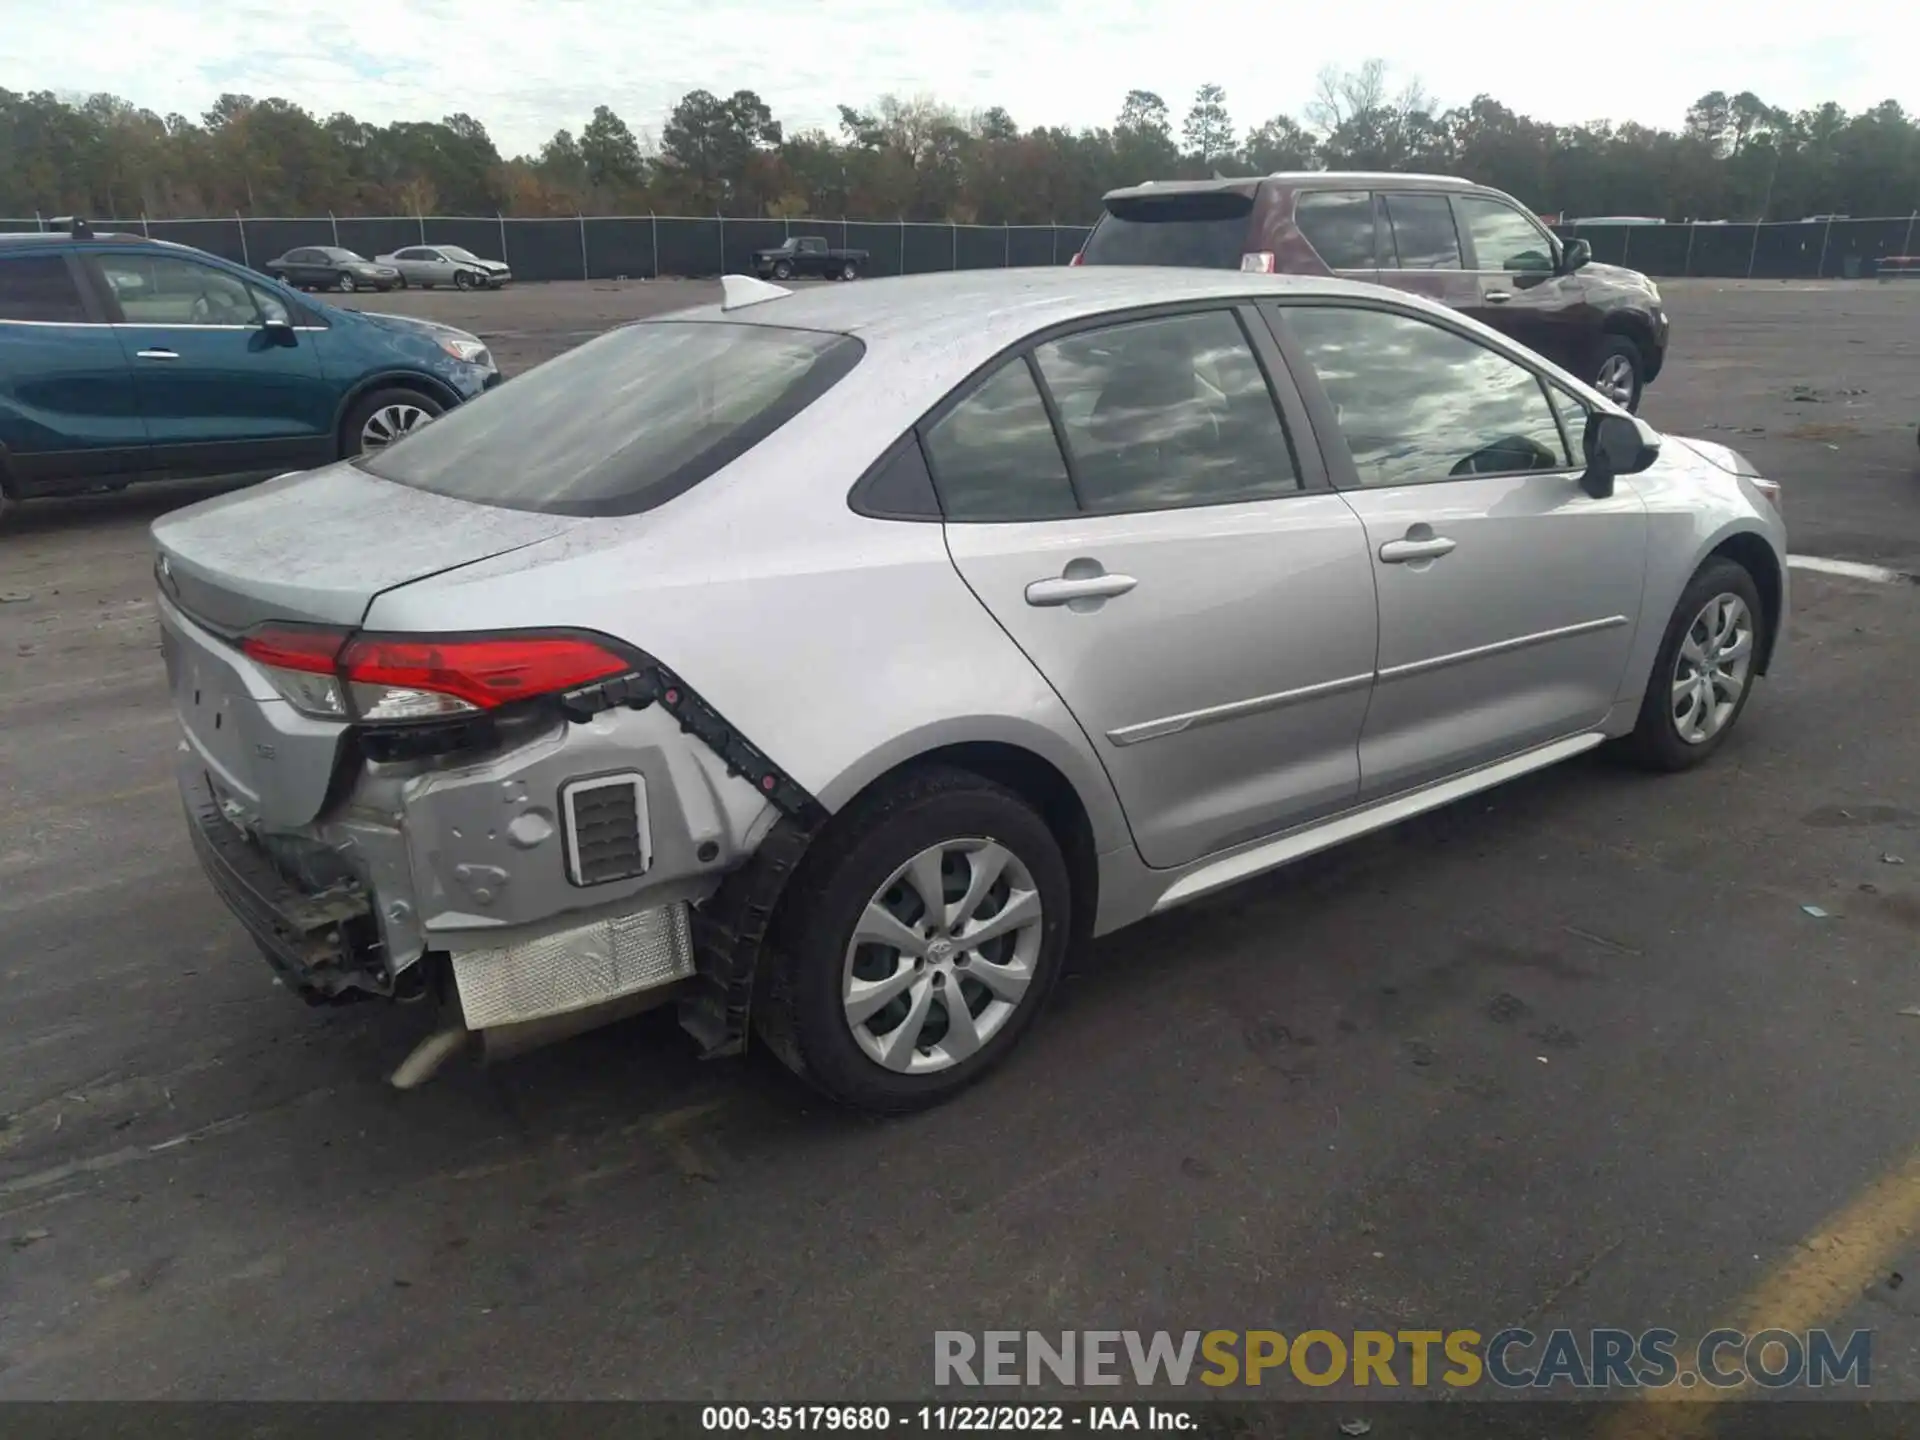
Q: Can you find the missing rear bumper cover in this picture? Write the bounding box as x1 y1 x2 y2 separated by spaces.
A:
558 663 827 828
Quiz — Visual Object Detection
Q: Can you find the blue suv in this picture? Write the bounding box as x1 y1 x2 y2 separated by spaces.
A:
0 221 500 522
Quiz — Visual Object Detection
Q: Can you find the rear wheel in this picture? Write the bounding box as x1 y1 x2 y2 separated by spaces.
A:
341 386 444 458
757 766 1072 1114
1622 557 1765 771
1593 335 1644 411
396 274 408 289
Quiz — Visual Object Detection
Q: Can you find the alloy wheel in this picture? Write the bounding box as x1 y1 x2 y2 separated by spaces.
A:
359 402 433 452
338 274 356 293
1596 353 1636 406
841 838 1044 1075
1671 592 1754 744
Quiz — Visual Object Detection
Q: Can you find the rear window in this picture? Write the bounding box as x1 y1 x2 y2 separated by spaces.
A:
0 253 87 322
1081 192 1255 269
358 320 864 517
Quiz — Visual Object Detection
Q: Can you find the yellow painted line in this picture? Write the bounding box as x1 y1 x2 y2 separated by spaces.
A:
1596 1147 1920 1438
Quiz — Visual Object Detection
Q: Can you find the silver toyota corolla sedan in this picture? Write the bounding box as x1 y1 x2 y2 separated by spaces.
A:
152 267 1787 1113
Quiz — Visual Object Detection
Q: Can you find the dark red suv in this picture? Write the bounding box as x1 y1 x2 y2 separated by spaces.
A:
1076 172 1669 412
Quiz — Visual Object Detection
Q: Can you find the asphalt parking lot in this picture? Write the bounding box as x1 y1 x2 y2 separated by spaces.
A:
4 278 1920 1415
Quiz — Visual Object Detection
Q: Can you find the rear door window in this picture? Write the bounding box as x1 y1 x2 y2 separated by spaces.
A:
1293 191 1377 270
1081 192 1255 269
0 254 89 322
1381 193 1463 270
922 359 1077 521
1032 309 1300 513
359 320 864 516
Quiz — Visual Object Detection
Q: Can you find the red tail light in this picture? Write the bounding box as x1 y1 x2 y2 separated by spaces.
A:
241 626 632 722
1069 252 1084 266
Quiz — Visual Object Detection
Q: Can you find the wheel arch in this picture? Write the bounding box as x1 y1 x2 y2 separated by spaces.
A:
1705 528 1784 676
332 371 462 451
1600 310 1657 370
681 728 1122 1061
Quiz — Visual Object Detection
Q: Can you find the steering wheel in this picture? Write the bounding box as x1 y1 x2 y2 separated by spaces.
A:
1449 434 1560 477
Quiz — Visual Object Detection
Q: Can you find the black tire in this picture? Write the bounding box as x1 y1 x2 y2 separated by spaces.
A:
339 386 446 459
1593 334 1645 412
396 274 408 289
336 272 356 294
454 270 474 291
772 260 793 280
1621 557 1766 772
756 765 1073 1114
840 261 859 281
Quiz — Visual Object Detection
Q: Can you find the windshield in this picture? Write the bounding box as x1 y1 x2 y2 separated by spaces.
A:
358 320 864 517
439 246 480 261
322 248 367 262
1081 192 1256 269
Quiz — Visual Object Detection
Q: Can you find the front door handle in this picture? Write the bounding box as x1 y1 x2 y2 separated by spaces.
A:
1025 570 1138 608
1379 536 1457 564
135 348 179 360
1483 290 1512 303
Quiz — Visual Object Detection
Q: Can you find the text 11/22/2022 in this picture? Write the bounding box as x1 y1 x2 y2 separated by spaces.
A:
701 1406 1195 1432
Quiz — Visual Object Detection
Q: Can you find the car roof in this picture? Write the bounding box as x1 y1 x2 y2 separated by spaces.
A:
672 265 1436 357
1103 172 1479 202
0 230 165 249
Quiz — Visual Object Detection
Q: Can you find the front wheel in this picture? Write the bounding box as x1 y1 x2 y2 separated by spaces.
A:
757 766 1072 1114
840 262 859 281
1593 336 1644 412
454 270 474 290
772 261 793 280
1621 557 1766 772
336 273 356 293
341 386 445 458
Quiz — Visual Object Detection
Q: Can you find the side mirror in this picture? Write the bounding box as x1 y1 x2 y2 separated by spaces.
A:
1580 411 1659 498
1561 237 1592 274
262 317 298 347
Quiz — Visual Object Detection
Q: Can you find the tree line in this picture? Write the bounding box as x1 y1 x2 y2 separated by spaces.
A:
4 63 1917 226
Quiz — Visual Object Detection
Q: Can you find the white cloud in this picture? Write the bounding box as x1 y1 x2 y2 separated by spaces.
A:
4 0 1912 157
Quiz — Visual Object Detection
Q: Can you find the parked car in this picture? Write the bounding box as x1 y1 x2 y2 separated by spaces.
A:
1076 172 1671 412
264 246 402 293
376 244 512 291
752 235 869 281
155 267 1784 1114
0 222 498 521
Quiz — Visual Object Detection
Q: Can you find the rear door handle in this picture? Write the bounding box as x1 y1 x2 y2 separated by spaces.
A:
135 348 179 360
1483 291 1512 303
1025 573 1138 607
1379 537 1457 564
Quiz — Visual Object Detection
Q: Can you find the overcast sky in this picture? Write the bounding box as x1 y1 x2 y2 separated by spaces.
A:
6 0 1912 156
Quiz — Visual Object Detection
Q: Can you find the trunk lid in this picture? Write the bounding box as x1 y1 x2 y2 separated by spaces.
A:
152 462 583 634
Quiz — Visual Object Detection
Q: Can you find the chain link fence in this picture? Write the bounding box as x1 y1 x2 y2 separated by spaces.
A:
3 211 1916 282
0 213 1096 282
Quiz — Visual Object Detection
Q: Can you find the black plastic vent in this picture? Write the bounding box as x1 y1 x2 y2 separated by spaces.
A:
561 774 652 886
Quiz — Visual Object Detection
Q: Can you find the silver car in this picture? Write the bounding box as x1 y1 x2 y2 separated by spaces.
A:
375 245 512 290
153 268 1787 1114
